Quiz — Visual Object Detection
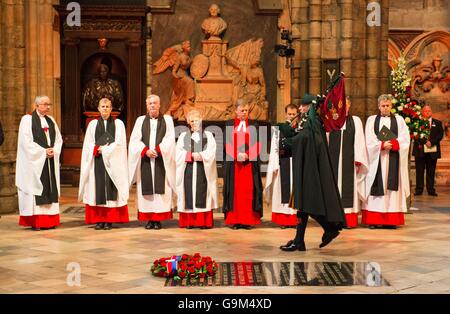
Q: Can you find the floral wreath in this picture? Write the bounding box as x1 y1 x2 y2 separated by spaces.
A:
151 253 218 281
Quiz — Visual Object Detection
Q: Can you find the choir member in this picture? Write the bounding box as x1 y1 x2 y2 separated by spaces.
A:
326 97 368 228
78 98 129 230
222 100 263 230
175 110 218 229
265 104 299 228
16 96 63 230
128 95 176 230
363 94 410 229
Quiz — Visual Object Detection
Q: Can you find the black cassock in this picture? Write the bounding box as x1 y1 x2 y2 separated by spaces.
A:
291 114 346 228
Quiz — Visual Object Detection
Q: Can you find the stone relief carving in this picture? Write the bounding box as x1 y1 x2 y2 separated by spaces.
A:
153 4 269 121
153 41 195 120
411 56 450 95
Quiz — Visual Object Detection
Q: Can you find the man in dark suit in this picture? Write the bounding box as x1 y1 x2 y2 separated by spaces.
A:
413 105 444 196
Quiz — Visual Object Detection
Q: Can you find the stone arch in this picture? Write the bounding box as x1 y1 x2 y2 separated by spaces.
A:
388 39 402 69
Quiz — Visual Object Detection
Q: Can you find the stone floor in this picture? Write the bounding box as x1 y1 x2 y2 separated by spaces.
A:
0 186 449 294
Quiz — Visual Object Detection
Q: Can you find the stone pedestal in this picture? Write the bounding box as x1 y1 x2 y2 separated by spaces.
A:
202 39 229 79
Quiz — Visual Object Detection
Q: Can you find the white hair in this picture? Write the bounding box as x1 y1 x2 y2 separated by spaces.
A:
34 95 51 106
146 94 160 103
377 94 394 105
186 109 202 122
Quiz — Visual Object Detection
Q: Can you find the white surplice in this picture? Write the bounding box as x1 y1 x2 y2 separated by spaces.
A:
78 118 129 207
128 115 176 213
364 114 410 213
264 126 296 216
15 114 62 216
175 131 218 213
325 116 369 214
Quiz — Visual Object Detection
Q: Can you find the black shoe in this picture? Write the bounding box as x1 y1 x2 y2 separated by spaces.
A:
200 226 211 229
428 192 438 196
319 230 340 248
414 191 423 196
280 240 306 252
241 225 252 230
31 227 41 231
145 221 154 229
231 224 240 230
153 222 162 230
186 226 195 229
95 223 105 230
280 225 287 229
382 225 397 229
104 223 112 230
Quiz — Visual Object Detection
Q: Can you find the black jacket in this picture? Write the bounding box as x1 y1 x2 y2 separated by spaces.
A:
412 118 444 159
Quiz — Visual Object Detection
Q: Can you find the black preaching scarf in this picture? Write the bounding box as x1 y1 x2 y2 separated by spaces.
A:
31 110 58 205
183 131 208 209
141 115 166 195
370 115 399 196
94 116 118 205
328 116 355 208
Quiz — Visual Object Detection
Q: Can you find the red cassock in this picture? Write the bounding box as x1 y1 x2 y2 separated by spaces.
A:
224 119 262 226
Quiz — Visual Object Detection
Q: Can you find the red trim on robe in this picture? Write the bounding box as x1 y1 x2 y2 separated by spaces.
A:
381 141 385 150
185 151 193 163
155 145 161 155
391 139 399 151
355 161 362 166
85 205 130 224
19 214 60 229
361 210 404 226
138 210 173 222
93 145 100 156
141 146 149 157
179 211 213 228
272 212 297 226
345 213 359 228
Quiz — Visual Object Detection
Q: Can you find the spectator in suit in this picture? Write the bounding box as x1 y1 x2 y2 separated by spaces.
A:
413 104 444 196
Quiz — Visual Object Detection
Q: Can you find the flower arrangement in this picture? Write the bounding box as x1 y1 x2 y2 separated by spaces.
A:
151 253 218 281
390 56 430 145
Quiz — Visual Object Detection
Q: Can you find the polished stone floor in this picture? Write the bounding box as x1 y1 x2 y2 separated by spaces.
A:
0 186 449 294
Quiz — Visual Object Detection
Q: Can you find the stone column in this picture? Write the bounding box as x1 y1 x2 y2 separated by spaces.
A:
309 0 322 94
291 0 308 104
340 0 354 109
0 0 26 214
25 0 61 124
146 13 152 96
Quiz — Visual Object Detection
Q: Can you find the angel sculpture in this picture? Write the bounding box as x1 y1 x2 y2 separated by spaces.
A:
153 40 195 120
225 38 269 120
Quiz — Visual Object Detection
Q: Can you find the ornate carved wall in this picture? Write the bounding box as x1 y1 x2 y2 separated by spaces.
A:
150 0 279 121
388 0 450 185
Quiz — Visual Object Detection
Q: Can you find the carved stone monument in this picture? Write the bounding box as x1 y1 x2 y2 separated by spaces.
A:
153 3 269 121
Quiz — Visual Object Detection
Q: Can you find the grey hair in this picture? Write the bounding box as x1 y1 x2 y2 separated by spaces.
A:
34 95 51 105
146 94 160 103
186 109 202 122
235 99 247 109
377 94 394 105
98 98 112 107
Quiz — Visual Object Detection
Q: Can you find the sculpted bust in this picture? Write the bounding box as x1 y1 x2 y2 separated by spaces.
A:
201 4 227 40
82 63 124 112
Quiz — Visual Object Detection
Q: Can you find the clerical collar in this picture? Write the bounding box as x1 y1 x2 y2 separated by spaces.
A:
236 120 247 132
37 111 46 118
381 114 391 118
